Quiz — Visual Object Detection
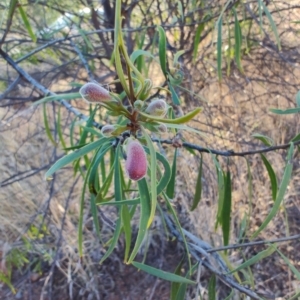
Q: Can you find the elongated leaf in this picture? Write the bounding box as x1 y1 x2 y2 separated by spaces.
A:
170 257 185 300
157 26 167 76
99 199 140 206
168 83 181 105
139 107 202 125
252 143 294 238
173 50 185 66
127 178 151 264
253 133 273 146
132 262 196 284
142 128 157 228
57 106 67 149
233 7 242 72
191 155 203 211
258 0 281 51
45 138 107 179
43 103 56 146
122 204 132 262
100 145 123 263
33 92 81 106
208 274 216 300
260 154 277 201
214 156 225 229
193 23 205 62
18 5 37 42
90 194 101 242
88 142 111 194
130 49 156 63
222 170 232 247
8 0 18 19
144 147 171 195
275 247 300 280
217 17 222 81
163 192 191 271
229 245 276 274
296 90 300 107
270 107 300 115
166 148 177 199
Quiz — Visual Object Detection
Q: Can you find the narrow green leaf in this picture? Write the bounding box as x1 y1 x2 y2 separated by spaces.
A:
157 26 167 76
8 0 18 19
163 192 191 271
130 49 156 63
45 138 107 179
233 8 243 72
252 133 273 146
193 23 205 62
168 83 181 105
214 158 225 229
100 144 123 263
57 106 67 149
275 246 300 280
173 50 185 66
99 199 140 206
132 262 196 284
43 103 56 146
33 92 81 106
122 204 132 262
296 90 300 107
270 107 300 115
260 154 278 201
222 170 232 247
144 147 171 195
208 274 216 300
258 0 281 51
141 128 157 228
166 148 177 199
251 143 294 238
18 5 37 42
170 256 185 300
139 107 202 125
191 154 203 211
217 17 222 81
127 178 151 264
229 245 276 274
90 194 101 242
291 132 300 142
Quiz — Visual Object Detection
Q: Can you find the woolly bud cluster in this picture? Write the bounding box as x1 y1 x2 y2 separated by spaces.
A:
145 99 167 117
79 82 112 103
125 139 147 181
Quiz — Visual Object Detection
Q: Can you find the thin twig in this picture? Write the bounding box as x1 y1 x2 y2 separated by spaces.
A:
207 234 300 253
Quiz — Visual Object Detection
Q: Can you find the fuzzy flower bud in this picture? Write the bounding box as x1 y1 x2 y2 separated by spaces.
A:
134 100 144 110
145 99 168 117
125 139 147 181
101 124 116 136
156 123 168 133
79 82 112 103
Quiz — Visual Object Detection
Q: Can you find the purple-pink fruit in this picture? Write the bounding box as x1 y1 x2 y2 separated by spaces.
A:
125 139 147 181
79 82 112 103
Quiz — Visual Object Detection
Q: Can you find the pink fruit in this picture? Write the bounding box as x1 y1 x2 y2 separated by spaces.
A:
125 139 147 181
79 82 112 103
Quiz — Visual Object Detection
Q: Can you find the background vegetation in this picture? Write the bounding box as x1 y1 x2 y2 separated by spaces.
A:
1 0 300 299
